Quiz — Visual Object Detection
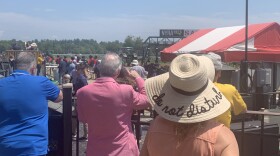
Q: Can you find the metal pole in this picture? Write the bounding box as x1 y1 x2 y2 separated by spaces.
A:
242 0 249 93
155 47 159 64
241 114 245 156
272 63 277 105
245 0 249 62
260 114 264 156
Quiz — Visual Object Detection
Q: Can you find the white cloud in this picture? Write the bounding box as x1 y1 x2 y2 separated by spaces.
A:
33 8 55 13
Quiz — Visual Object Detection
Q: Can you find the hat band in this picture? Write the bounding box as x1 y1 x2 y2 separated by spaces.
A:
171 80 208 96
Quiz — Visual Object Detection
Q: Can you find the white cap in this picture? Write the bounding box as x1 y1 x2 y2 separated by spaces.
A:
206 52 222 70
131 60 139 66
31 43 37 47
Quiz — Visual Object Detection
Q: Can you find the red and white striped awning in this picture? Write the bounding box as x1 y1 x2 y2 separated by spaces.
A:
161 22 280 62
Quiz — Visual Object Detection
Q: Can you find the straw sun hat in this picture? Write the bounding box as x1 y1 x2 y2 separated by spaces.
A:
145 54 230 123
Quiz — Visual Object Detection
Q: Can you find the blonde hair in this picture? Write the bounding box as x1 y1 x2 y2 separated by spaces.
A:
173 121 205 143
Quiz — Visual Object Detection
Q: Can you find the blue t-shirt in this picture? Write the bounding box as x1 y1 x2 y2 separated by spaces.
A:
0 70 60 156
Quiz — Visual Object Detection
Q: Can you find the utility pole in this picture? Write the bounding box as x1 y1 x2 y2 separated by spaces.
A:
240 0 249 93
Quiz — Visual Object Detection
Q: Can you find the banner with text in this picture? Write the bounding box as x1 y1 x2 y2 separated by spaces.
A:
160 29 197 37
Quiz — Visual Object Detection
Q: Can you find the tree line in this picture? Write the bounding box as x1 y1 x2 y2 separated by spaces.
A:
0 36 144 56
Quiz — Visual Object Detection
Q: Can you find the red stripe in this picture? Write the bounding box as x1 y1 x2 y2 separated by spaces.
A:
161 28 214 53
254 23 280 49
224 51 280 62
204 22 275 52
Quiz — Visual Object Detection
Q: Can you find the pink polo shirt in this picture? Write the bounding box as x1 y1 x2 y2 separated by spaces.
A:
77 77 149 156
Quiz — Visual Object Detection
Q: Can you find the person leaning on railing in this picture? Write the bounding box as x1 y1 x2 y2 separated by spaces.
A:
206 52 247 128
0 51 63 156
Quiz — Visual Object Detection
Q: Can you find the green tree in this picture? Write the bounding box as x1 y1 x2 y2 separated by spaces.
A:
123 36 134 47
0 37 143 56
122 36 143 56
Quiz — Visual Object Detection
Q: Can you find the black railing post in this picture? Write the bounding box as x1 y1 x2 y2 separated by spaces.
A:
260 114 264 156
272 63 277 106
43 64 47 77
62 83 73 156
76 116 79 156
241 113 245 156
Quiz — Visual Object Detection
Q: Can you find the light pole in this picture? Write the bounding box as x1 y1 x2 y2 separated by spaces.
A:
155 47 159 63
240 2 248 156
245 0 248 62
245 0 249 93
241 0 249 93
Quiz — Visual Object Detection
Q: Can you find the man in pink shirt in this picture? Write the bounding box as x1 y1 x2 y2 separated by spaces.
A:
77 52 150 156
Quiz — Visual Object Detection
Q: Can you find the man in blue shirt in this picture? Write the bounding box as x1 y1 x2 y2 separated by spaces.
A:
0 51 63 156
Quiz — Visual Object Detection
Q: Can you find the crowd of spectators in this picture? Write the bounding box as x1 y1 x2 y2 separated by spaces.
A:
44 54 100 84
0 50 246 156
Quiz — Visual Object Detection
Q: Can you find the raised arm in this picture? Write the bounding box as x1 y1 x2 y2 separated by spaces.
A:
129 70 150 110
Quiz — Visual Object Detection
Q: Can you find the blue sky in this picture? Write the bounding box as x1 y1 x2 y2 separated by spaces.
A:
0 0 280 42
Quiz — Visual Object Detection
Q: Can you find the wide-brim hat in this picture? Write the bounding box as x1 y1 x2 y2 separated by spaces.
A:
145 54 230 123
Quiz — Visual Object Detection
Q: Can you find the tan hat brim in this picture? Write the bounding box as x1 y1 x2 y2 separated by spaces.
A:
145 73 230 123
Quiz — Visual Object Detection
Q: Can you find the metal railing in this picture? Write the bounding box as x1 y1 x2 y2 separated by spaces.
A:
237 110 280 156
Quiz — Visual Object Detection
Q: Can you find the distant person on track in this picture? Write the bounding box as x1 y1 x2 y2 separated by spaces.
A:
58 57 67 85
36 53 44 76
